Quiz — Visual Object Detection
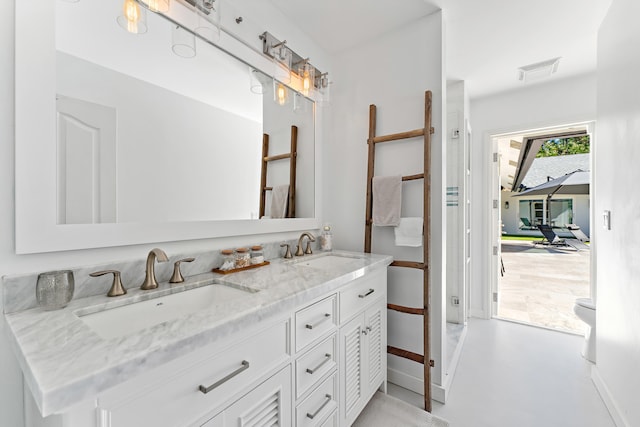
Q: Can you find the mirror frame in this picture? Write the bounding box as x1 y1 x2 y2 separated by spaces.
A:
15 0 321 254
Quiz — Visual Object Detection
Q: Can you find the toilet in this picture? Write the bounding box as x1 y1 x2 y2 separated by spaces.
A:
573 298 596 362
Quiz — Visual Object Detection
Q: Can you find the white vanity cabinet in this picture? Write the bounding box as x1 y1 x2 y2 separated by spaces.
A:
338 269 387 427
24 262 389 427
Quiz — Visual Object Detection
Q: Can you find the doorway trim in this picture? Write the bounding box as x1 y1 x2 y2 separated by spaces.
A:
484 119 596 319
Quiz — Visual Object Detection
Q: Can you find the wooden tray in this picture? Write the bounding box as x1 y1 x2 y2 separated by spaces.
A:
212 261 270 275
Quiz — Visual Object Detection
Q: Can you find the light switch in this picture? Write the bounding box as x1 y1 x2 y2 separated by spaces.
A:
603 210 611 230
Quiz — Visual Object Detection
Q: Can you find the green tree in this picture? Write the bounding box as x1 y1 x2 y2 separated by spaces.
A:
536 135 590 157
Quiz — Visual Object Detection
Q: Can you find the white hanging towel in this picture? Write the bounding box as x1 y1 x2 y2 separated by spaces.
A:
372 175 402 226
270 185 289 218
394 217 423 247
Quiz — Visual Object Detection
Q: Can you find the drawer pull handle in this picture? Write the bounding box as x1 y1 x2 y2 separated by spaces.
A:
305 313 331 330
306 353 332 374
198 360 250 394
358 288 375 298
306 394 332 419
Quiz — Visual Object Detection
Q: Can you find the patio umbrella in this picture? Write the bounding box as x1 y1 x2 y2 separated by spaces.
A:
514 170 590 225
516 170 590 197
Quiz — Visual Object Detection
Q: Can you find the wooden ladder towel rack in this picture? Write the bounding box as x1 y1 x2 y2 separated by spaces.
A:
259 125 298 218
364 90 434 412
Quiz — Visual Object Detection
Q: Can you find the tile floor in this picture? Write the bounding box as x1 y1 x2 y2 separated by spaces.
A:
498 240 590 333
389 318 615 427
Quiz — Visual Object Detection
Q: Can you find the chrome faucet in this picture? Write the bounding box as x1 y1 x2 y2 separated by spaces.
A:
140 248 169 290
295 232 316 256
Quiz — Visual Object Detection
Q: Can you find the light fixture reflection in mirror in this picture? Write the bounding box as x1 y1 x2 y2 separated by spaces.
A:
249 67 266 94
117 0 147 34
274 81 289 106
172 25 196 58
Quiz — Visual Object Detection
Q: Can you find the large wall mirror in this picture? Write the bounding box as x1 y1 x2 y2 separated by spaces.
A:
15 0 319 254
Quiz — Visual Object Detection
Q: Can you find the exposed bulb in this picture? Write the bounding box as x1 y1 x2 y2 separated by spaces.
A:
302 72 311 96
277 83 286 106
123 0 142 33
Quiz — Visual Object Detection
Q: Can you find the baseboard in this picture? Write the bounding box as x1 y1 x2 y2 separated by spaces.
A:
591 365 630 427
387 368 447 404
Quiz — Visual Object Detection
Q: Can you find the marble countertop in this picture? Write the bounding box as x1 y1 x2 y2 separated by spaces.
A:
4 250 392 417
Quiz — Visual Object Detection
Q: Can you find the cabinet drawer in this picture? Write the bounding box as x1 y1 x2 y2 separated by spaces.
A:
295 295 337 352
295 334 337 399
339 269 386 324
100 320 289 427
296 373 337 427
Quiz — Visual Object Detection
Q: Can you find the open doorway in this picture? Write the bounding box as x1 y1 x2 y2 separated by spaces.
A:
491 123 593 333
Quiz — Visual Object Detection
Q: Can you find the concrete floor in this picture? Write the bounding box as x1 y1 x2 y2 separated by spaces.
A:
498 240 590 334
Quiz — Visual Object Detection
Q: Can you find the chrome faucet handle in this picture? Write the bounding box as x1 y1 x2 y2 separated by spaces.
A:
90 270 127 297
170 257 195 284
305 241 313 255
280 243 293 259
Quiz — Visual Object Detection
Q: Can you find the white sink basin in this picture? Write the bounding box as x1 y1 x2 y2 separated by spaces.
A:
77 283 253 340
292 254 362 270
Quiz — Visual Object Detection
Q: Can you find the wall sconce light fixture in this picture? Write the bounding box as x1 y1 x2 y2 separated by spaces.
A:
505 201 509 209
260 31 327 100
297 59 314 97
117 0 148 34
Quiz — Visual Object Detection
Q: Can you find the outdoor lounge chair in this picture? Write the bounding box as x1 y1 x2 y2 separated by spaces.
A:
566 224 590 242
520 217 537 230
535 224 588 250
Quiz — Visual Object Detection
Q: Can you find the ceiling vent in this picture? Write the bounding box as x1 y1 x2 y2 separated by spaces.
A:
517 57 561 82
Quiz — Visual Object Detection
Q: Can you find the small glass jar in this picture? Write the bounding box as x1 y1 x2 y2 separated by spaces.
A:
235 247 251 269
320 225 333 251
250 245 264 265
220 249 235 271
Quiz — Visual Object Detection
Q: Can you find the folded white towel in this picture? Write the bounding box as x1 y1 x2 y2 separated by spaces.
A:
372 175 402 226
394 217 423 247
270 185 289 218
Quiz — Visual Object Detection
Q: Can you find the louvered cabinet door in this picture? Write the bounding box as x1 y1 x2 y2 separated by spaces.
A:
221 366 291 427
339 314 364 426
364 301 385 392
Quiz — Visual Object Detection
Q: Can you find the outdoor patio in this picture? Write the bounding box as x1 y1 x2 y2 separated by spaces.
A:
498 240 590 334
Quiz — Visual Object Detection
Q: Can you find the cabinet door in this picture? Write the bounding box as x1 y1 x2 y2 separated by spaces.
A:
364 300 385 393
222 366 291 427
338 314 364 426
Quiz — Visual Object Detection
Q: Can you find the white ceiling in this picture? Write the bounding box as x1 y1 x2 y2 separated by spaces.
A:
268 0 612 99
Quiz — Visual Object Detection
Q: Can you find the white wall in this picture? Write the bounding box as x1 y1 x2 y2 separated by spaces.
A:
501 193 591 236
325 12 446 393
1 0 331 424
592 0 640 425
469 73 597 317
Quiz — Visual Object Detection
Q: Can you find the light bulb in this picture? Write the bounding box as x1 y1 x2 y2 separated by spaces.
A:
277 84 286 106
124 0 140 32
302 72 311 96
118 0 147 34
